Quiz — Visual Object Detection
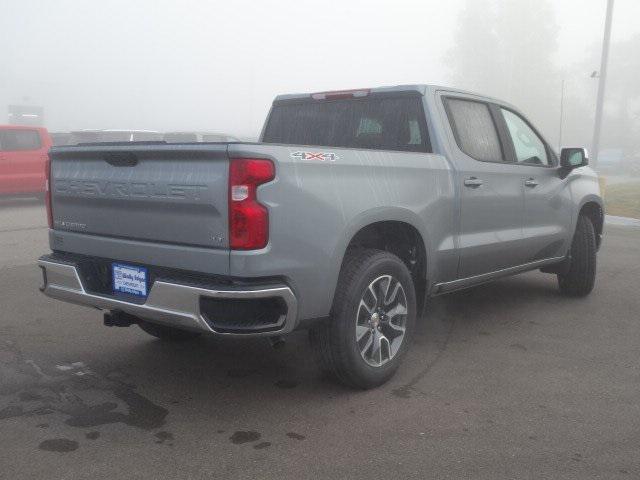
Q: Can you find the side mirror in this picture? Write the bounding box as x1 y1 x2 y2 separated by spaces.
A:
560 147 589 169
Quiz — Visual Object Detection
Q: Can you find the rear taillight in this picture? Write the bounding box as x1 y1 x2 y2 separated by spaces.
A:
229 158 275 250
45 156 53 228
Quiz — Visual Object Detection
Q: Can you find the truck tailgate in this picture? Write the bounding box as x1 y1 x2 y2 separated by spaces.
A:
50 144 229 250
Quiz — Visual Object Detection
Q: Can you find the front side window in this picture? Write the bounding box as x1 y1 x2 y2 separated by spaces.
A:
0 130 41 151
408 120 422 145
445 98 503 162
501 109 549 166
357 118 383 136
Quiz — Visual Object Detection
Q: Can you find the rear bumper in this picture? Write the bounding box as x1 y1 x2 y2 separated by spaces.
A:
38 256 298 337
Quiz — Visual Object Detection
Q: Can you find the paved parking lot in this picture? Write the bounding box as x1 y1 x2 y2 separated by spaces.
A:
1 198 640 479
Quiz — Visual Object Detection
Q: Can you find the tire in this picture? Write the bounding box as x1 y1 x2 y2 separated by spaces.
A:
558 215 597 297
138 320 202 341
309 249 417 389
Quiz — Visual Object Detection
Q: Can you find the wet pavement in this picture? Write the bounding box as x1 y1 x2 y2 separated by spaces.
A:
1 198 639 479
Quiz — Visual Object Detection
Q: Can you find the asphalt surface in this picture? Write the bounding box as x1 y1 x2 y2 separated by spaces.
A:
1 197 640 479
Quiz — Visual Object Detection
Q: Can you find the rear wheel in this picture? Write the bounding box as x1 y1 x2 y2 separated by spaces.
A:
558 215 597 297
137 320 202 341
310 249 416 389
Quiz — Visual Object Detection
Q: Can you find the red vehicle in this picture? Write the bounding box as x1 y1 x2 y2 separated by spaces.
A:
0 125 52 196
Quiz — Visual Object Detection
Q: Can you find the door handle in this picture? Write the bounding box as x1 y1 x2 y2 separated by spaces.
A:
104 152 138 167
464 177 483 188
524 178 539 188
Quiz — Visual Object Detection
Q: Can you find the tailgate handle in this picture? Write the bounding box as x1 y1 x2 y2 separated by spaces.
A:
104 152 139 167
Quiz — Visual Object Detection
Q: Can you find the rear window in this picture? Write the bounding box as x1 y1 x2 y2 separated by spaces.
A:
0 129 41 151
262 95 430 152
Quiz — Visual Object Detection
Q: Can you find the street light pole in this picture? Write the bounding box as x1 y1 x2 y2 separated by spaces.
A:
558 77 565 152
591 0 615 169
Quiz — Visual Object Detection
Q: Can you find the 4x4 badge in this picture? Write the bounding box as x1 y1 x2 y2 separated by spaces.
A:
290 151 339 162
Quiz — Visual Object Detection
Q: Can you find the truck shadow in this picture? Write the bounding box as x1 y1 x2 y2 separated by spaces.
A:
393 271 565 397
423 271 562 331
110 270 564 393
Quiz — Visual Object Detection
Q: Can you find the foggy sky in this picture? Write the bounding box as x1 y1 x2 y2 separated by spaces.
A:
1 0 639 140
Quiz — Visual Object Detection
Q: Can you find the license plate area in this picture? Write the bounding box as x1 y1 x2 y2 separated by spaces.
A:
112 263 148 298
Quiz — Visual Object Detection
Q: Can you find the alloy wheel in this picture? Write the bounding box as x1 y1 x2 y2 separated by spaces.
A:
355 274 408 367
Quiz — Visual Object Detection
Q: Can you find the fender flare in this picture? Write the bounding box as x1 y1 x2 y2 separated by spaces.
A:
324 206 433 307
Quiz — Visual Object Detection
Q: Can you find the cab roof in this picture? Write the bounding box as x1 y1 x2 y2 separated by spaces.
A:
273 84 511 108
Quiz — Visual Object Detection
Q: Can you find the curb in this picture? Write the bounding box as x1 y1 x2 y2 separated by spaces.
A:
605 215 640 227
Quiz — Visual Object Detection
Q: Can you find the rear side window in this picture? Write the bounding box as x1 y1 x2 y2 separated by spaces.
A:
262 95 430 152
445 98 503 162
0 130 41 151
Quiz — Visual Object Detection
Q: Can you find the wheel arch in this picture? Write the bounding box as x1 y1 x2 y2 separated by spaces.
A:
329 208 431 314
578 197 604 250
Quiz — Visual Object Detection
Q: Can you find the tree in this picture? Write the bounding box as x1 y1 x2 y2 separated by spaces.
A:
566 33 640 165
445 0 561 143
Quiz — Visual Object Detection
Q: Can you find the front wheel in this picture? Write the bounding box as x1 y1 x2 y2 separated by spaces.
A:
558 215 597 297
310 249 416 389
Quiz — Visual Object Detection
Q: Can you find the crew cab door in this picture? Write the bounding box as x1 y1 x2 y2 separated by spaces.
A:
441 95 526 278
496 107 573 261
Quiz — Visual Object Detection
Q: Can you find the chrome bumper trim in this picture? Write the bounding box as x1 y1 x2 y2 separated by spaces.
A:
37 259 298 337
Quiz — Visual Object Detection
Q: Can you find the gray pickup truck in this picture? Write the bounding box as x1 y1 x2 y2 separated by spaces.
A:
38 84 603 389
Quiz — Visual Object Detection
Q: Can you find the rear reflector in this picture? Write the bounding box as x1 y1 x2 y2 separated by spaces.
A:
229 159 275 250
311 89 370 100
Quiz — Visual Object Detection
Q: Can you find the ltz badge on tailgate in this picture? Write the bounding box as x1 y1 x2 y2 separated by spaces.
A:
290 151 339 162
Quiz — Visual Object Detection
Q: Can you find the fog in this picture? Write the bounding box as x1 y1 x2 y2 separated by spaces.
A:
1 0 639 166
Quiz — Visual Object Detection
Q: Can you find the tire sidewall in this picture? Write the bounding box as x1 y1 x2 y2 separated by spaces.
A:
558 214 597 296
334 253 417 386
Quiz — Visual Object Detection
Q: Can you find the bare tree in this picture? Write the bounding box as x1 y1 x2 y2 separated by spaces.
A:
445 0 561 143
